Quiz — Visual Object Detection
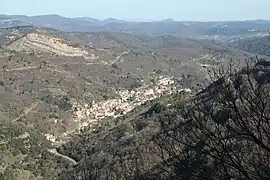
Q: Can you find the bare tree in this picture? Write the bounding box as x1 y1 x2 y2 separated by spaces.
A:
151 59 270 180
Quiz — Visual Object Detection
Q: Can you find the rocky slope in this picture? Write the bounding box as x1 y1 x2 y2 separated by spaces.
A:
6 33 92 57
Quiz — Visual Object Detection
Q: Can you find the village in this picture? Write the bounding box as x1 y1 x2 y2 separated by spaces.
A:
44 76 192 144
72 76 191 130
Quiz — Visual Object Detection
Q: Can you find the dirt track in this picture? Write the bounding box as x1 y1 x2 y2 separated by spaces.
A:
13 102 39 122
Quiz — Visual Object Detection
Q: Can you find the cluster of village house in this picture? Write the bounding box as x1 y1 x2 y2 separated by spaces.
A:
71 76 187 129
44 76 192 144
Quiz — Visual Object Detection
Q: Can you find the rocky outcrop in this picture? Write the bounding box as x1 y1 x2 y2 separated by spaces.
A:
6 33 94 57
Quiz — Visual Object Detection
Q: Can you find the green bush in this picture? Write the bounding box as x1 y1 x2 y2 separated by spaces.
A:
0 81 4 87
55 96 72 111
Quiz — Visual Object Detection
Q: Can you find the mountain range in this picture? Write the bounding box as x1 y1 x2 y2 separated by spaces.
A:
1 14 270 37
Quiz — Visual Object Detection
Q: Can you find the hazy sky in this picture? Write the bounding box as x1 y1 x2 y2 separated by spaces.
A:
1 0 270 21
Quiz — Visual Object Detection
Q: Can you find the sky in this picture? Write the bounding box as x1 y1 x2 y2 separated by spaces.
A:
1 0 270 21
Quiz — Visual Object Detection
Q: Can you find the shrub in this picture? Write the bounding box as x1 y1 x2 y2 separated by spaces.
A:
0 80 4 87
55 96 72 111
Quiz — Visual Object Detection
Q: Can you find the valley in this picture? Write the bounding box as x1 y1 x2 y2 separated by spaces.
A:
0 18 269 180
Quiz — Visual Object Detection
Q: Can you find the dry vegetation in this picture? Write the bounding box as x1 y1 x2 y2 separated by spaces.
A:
0 26 266 180
58 59 270 180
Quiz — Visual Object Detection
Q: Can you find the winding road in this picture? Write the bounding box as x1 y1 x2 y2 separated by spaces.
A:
47 149 77 165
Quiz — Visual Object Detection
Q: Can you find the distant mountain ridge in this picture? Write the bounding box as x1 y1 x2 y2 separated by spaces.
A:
1 14 270 37
230 35 270 56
